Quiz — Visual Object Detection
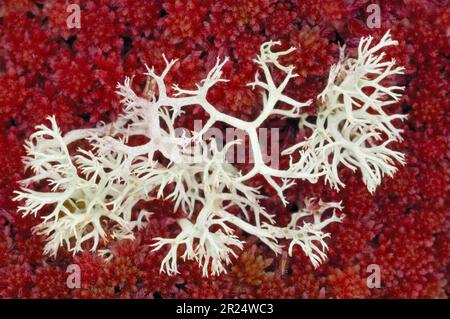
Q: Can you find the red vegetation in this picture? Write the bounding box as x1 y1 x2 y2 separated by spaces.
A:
0 0 448 298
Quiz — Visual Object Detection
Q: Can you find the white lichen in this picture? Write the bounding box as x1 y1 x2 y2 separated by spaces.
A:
14 31 405 276
14 117 150 256
284 30 407 193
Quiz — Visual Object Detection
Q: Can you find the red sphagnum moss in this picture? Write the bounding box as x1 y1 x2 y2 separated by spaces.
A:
0 0 448 298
